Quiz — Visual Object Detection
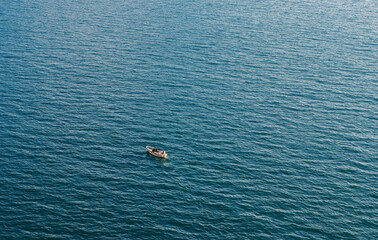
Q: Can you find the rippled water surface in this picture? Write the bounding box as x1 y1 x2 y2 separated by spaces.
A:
1 0 377 239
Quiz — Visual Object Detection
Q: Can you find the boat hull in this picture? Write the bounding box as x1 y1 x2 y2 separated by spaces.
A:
146 146 167 158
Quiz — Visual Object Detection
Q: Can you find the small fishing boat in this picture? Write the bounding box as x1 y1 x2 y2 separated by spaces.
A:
146 146 167 158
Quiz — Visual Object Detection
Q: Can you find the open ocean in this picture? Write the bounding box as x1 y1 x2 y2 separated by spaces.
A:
1 0 377 239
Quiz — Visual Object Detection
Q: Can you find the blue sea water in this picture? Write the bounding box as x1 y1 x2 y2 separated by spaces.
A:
0 0 377 239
